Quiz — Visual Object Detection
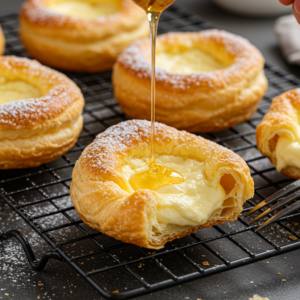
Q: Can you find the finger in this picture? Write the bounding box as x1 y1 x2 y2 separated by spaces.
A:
294 0 300 12
279 0 294 5
292 4 300 23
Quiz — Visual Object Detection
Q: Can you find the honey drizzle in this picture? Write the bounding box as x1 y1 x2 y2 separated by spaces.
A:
148 10 159 169
129 0 184 191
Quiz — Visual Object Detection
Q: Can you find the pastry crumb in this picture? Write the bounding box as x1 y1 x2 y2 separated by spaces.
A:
113 290 119 294
203 261 210 266
289 235 298 241
249 295 270 300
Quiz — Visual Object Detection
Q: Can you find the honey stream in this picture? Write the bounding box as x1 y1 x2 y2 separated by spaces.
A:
129 0 185 191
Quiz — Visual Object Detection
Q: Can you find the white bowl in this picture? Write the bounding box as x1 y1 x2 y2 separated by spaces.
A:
212 0 292 17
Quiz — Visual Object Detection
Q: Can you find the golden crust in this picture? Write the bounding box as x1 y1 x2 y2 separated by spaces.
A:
19 0 149 72
70 120 254 249
0 26 5 55
113 30 268 132
0 56 84 169
256 89 300 179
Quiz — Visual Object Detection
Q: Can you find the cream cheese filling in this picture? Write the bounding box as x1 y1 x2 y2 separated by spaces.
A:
48 0 120 19
123 155 226 226
156 48 228 74
276 136 300 172
0 77 41 105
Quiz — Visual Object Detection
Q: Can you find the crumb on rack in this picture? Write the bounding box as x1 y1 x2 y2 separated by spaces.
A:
289 235 298 241
249 295 270 300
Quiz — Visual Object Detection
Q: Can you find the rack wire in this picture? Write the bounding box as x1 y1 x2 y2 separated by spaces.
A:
1 6 300 300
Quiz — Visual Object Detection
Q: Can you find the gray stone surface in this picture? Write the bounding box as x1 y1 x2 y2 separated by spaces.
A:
1 1 300 300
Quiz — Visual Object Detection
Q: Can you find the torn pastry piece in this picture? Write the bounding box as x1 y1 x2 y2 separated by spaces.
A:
113 30 268 132
256 89 300 179
0 56 84 169
19 0 149 72
70 120 254 249
0 26 5 55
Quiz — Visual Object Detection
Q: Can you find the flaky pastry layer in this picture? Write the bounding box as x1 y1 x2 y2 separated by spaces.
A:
19 0 149 72
70 120 254 249
0 26 5 55
256 89 300 179
0 56 84 169
113 30 268 132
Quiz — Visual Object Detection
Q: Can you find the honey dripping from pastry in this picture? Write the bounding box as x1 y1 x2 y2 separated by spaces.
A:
129 0 184 191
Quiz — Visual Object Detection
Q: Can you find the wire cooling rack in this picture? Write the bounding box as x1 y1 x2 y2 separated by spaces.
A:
1 6 300 300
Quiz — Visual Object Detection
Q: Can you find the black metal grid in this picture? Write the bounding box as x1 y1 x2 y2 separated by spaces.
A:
1 6 300 300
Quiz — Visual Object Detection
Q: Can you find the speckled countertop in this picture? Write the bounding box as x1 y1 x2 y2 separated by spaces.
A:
1 1 300 300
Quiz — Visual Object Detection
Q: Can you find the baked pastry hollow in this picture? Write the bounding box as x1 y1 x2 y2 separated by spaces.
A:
0 56 84 169
70 120 254 249
0 26 5 55
113 30 268 132
256 89 300 179
19 0 149 72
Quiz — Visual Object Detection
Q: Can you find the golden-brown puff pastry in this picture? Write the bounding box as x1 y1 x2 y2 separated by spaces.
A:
19 0 149 73
70 119 254 249
256 89 300 179
0 26 5 55
113 30 268 132
0 56 84 169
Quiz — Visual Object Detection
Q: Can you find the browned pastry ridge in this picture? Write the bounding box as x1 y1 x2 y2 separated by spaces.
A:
0 26 5 55
0 56 84 169
70 120 254 249
256 89 300 179
113 30 268 132
19 0 149 72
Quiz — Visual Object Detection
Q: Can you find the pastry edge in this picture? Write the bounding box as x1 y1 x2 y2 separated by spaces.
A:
256 88 300 179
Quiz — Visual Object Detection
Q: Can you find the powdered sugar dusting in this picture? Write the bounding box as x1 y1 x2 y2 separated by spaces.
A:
80 120 180 175
0 56 59 82
0 56 82 129
79 119 249 182
118 30 264 90
21 0 142 29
